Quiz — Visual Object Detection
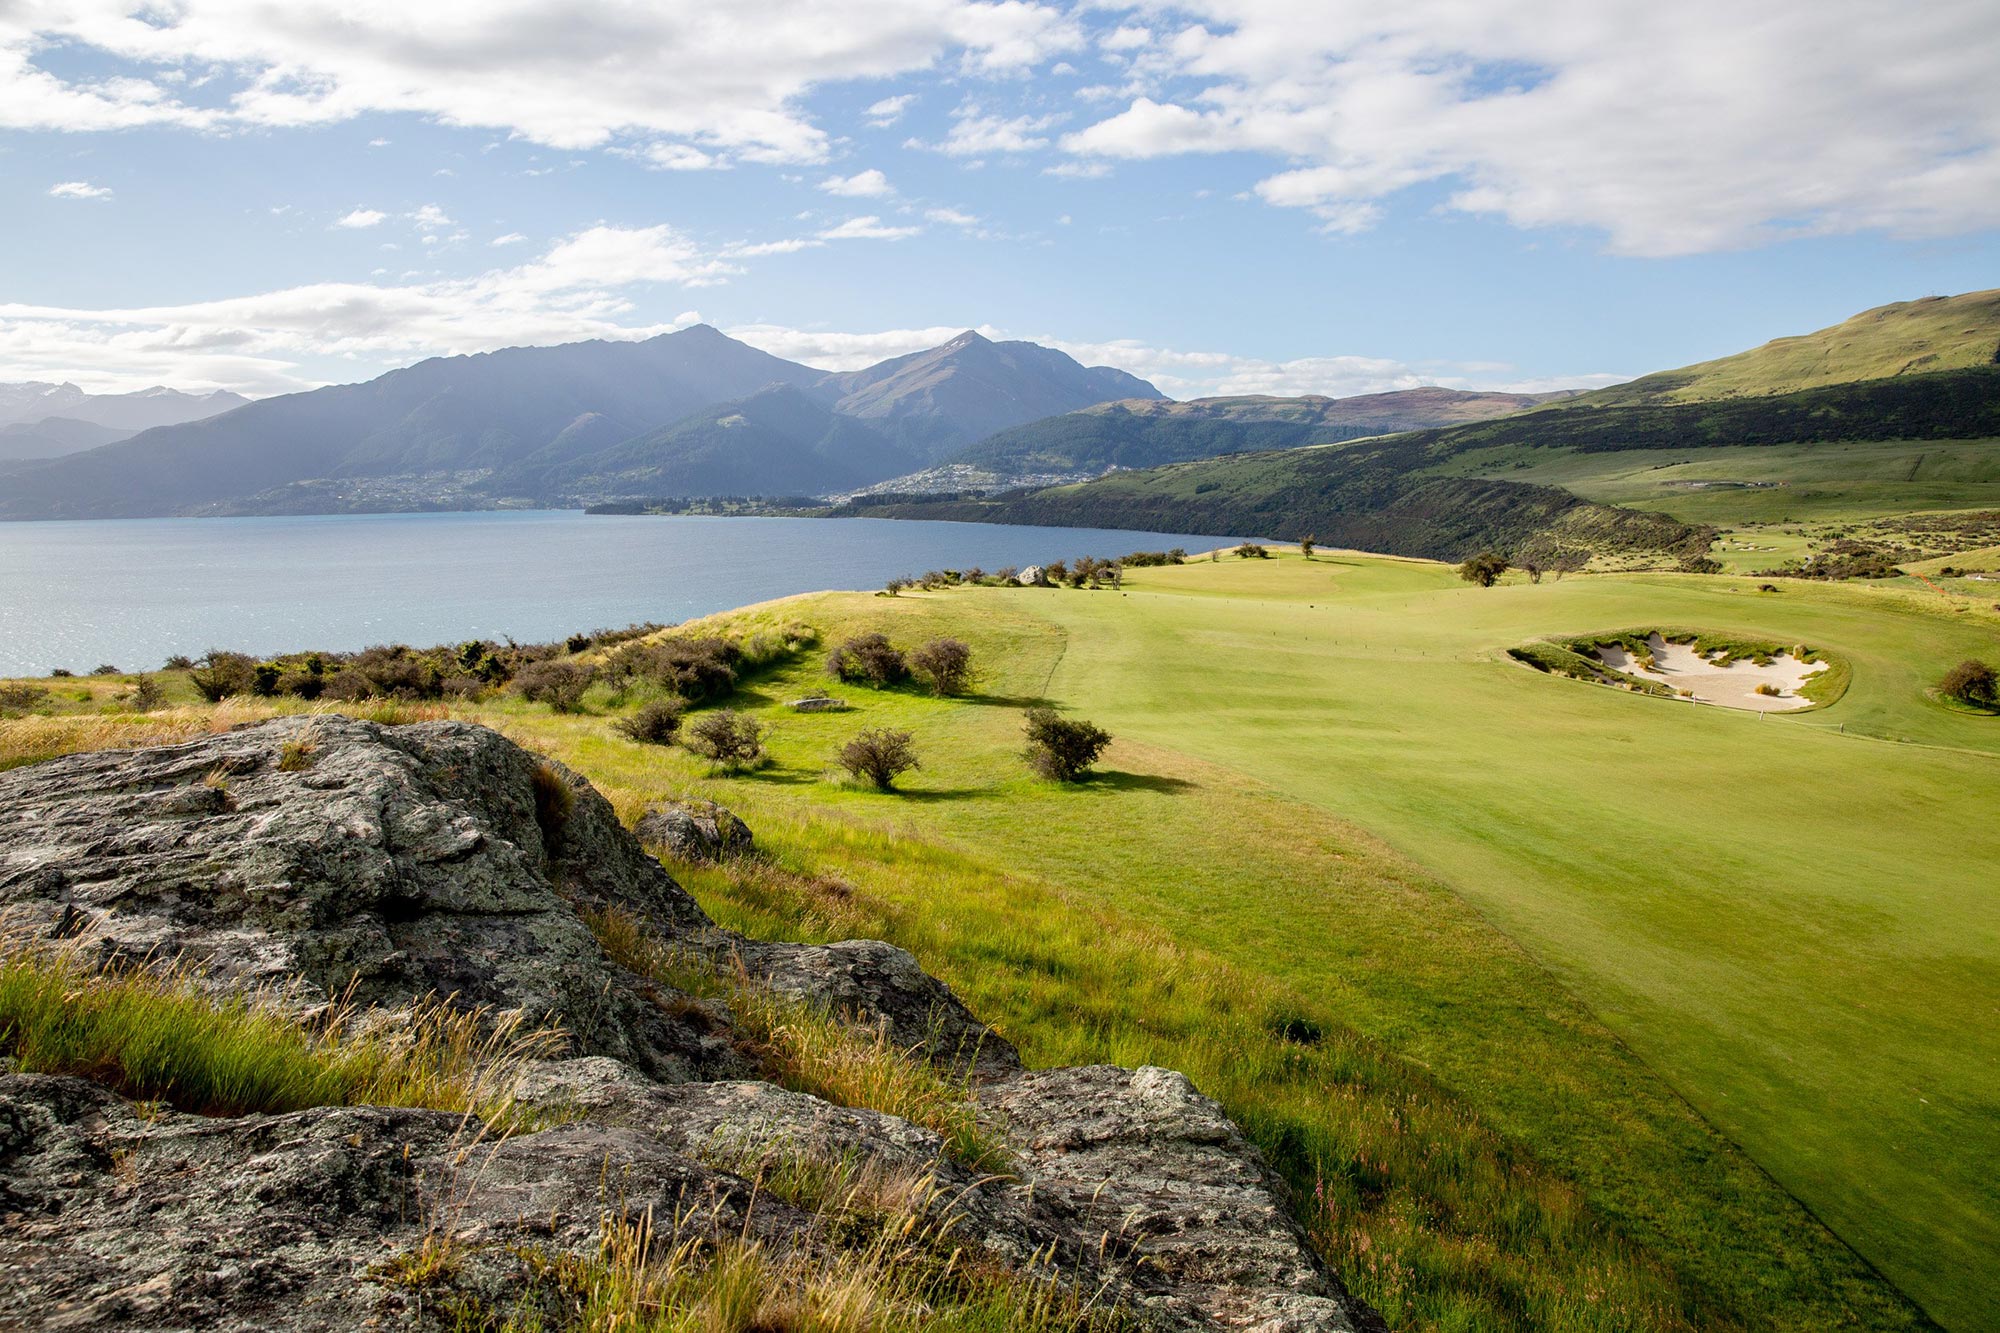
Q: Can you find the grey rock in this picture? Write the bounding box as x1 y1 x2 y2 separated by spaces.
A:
0 717 1377 1332
0 715 739 1082
988 1066 1385 1333
632 797 754 861
786 695 849 712
734 936 1023 1080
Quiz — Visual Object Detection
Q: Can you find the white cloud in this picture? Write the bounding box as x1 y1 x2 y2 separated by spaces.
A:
819 168 894 197
640 142 722 171
0 2 1083 168
1099 25 1151 51
864 93 916 127
1043 159 1110 179
367 136 389 147
925 206 981 226
818 215 922 241
490 232 529 246
409 203 453 230
920 106 1062 156
48 180 112 199
0 224 732 394
335 208 386 228
1055 2 2000 256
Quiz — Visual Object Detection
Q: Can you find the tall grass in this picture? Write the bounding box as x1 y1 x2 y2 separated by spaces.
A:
665 822 1692 1333
584 904 1003 1171
0 942 561 1126
470 1172 1125 1333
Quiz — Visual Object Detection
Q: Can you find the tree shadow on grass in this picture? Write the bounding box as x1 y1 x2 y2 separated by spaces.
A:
962 691 1052 709
1077 771 1197 795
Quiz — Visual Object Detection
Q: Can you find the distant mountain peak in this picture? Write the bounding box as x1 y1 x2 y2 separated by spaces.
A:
941 329 990 351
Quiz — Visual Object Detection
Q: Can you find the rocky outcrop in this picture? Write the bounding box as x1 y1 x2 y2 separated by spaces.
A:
633 797 754 861
0 717 1377 1332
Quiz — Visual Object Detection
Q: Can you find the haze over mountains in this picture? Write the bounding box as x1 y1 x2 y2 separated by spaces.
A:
0 323 1546 520
0 382 249 465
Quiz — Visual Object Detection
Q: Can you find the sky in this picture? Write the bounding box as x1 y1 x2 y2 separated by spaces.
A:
3 1 1998 402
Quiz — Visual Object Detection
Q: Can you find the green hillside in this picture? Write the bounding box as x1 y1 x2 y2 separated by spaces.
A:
951 388 1574 479
1583 288 2000 407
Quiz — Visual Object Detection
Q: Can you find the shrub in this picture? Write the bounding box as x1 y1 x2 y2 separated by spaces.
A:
837 728 921 790
614 698 685 745
826 633 909 687
1458 551 1510 587
162 654 194 670
910 638 973 696
514 659 594 713
1234 542 1271 559
91 663 120 676
1022 707 1111 783
1754 683 1782 698
686 709 766 768
49 668 73 678
607 635 741 703
187 650 257 702
1939 659 1999 707
0 684 48 712
883 576 913 596
127 677 166 712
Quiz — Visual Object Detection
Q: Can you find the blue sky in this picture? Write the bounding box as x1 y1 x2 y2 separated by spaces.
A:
3 2 1997 399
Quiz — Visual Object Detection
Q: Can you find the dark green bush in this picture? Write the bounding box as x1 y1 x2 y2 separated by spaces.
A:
827 633 909 687
685 709 766 768
1458 551 1510 587
837 728 920 790
910 638 973 696
188 650 257 702
514 660 593 713
1939 659 1998 707
614 698 685 745
1022 707 1111 783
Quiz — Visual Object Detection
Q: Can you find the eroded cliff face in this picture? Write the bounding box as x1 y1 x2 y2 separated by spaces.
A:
0 716 1379 1332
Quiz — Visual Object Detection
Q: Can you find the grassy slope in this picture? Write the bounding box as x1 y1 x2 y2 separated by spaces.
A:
1583 289 2000 408
990 557 1998 1332
491 560 1995 1329
7 559 1994 1329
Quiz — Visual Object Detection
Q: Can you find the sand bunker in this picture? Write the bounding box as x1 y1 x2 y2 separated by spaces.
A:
1595 633 1826 712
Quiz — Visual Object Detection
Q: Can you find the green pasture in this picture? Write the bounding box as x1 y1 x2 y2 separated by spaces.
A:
1437 438 2000 527
587 555 1998 1331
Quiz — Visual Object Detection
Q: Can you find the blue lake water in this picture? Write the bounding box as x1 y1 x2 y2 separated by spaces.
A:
0 510 1242 676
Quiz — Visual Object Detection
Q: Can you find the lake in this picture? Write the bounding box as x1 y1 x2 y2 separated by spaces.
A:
0 510 1243 676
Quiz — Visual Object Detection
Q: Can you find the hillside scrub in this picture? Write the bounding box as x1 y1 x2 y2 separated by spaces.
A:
910 638 973 696
827 632 911 687
837 728 922 790
685 709 767 770
1458 551 1510 587
1022 708 1111 782
613 697 685 745
1938 658 1999 708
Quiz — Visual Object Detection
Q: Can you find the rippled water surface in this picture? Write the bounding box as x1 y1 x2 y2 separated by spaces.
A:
0 510 1241 676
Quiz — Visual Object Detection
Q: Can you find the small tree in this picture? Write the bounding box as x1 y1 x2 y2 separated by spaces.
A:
910 638 973 696
128 676 166 712
1300 534 1317 558
685 709 766 768
1457 551 1510 587
1234 542 1270 559
837 728 920 790
827 632 909 687
1022 707 1111 783
614 697 685 745
515 659 593 713
1939 659 1998 707
188 650 257 703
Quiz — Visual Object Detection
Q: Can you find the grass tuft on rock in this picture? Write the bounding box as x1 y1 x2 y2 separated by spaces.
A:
0 941 563 1127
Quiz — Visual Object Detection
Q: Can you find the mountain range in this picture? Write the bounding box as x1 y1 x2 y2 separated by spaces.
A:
0 382 248 465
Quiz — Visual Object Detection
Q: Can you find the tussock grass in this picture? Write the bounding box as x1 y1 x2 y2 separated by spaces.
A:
0 696 453 771
487 1198 1125 1333
0 941 562 1126
584 904 1003 1171
668 828 1688 1333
